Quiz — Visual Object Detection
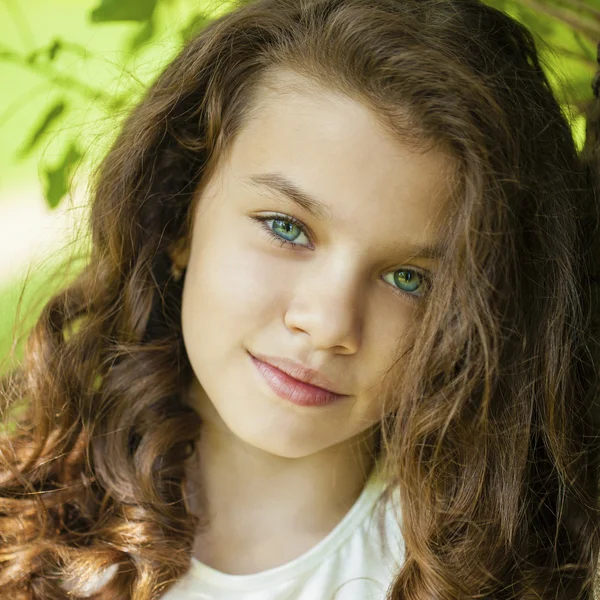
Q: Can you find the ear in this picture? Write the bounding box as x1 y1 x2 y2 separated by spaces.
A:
167 237 191 270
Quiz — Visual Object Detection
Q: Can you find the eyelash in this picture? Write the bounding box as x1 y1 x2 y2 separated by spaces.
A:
250 213 431 302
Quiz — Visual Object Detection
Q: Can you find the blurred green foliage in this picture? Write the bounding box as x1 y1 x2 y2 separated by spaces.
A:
0 0 239 367
0 0 600 207
1 0 598 210
0 0 238 207
0 0 599 369
91 0 159 23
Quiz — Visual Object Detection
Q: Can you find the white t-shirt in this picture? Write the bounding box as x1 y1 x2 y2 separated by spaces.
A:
160 461 405 600
63 461 405 599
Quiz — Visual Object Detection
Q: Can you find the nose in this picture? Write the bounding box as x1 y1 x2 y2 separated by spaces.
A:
283 258 363 354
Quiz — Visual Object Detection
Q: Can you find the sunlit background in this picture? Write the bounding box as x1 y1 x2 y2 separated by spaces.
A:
0 0 598 369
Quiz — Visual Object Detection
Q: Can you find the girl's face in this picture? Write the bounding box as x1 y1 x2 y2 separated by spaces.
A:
178 70 453 459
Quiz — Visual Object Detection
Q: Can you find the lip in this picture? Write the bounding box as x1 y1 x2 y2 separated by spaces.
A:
249 351 346 394
249 353 348 408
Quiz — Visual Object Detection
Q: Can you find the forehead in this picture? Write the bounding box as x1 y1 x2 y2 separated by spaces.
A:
221 70 455 251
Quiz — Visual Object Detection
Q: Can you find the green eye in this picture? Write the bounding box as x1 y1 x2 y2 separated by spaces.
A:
272 219 302 242
252 213 430 301
395 270 420 292
383 269 430 300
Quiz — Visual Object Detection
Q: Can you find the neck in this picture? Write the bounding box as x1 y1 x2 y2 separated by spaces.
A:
182 378 380 574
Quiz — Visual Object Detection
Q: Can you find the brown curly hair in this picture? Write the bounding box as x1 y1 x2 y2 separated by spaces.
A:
2 0 600 598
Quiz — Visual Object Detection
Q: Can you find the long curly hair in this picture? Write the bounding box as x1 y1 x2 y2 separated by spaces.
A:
2 0 600 598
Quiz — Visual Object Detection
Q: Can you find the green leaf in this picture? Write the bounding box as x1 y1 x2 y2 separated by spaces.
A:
0 44 17 61
127 18 155 52
43 143 83 209
179 12 211 42
18 100 67 159
25 49 40 64
48 39 62 61
90 0 157 23
21 39 63 65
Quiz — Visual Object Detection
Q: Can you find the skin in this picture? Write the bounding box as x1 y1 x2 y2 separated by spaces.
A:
171 69 454 574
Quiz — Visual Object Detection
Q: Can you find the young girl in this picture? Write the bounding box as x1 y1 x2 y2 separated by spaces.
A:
2 0 600 597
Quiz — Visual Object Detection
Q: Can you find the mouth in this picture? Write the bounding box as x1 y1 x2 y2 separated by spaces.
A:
247 351 346 395
248 352 348 408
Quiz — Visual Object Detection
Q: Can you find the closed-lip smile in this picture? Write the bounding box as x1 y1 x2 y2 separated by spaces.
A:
248 351 347 396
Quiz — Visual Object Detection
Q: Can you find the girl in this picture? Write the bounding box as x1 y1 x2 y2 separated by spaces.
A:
2 0 600 598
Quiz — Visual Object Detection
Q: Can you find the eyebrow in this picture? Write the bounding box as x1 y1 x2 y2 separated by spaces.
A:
245 172 334 221
244 171 444 261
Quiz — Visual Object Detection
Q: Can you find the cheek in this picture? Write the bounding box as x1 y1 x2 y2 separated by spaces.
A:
180 231 289 354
